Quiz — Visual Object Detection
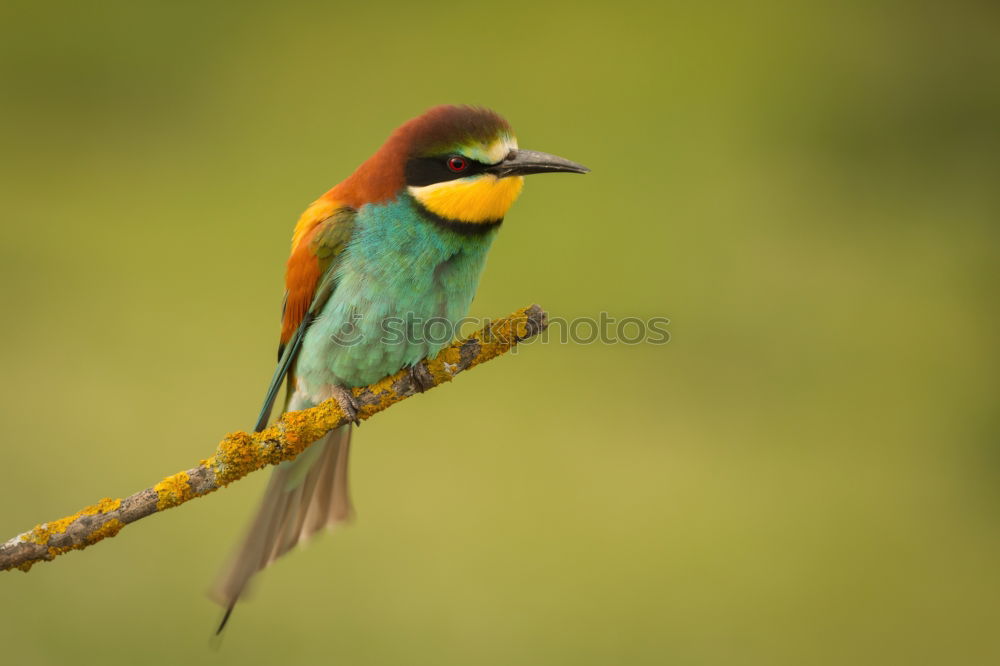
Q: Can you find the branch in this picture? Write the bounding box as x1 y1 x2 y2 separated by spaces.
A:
1 305 548 573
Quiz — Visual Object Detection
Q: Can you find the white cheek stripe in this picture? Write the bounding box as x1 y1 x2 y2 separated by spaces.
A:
407 177 482 198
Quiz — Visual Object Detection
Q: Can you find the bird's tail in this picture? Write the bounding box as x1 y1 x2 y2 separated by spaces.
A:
210 425 353 630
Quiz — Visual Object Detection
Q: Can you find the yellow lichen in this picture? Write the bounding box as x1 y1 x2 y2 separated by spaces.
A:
8 498 123 571
281 402 341 451
211 400 353 486
154 471 193 511
211 430 264 486
86 518 124 544
42 518 125 559
23 497 121 546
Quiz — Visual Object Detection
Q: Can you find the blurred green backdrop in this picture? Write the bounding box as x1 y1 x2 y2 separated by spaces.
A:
1 1 998 664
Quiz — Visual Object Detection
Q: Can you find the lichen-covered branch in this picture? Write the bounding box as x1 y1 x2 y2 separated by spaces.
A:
0 305 548 573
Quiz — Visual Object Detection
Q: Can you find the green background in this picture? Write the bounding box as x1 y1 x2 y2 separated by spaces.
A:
1 1 997 664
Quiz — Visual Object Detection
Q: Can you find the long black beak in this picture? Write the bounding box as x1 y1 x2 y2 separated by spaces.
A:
487 149 590 177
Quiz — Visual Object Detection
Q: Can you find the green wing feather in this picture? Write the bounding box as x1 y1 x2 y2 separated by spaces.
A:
253 207 356 432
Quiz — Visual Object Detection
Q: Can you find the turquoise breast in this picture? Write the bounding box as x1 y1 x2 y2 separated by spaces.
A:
292 196 498 400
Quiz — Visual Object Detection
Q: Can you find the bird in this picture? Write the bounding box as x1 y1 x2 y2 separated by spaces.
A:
211 105 588 632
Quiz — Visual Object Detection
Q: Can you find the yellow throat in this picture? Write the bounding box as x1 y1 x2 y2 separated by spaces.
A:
409 175 525 224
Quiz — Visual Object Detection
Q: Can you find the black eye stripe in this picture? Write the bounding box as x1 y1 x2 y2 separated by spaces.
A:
405 155 488 187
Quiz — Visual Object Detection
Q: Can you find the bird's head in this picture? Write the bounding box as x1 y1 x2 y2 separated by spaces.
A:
334 105 588 229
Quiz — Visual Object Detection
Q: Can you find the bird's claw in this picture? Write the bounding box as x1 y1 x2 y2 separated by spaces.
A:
330 385 362 426
408 364 434 393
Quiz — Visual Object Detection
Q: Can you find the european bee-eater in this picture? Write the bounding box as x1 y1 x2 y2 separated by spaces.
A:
212 105 588 630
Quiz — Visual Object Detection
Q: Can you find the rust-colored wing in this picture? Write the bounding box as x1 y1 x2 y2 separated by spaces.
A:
255 198 356 431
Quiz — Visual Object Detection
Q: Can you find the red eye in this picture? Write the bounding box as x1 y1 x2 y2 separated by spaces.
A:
447 156 468 173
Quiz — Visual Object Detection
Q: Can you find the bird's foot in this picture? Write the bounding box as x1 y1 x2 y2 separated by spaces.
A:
330 385 362 426
408 363 434 393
